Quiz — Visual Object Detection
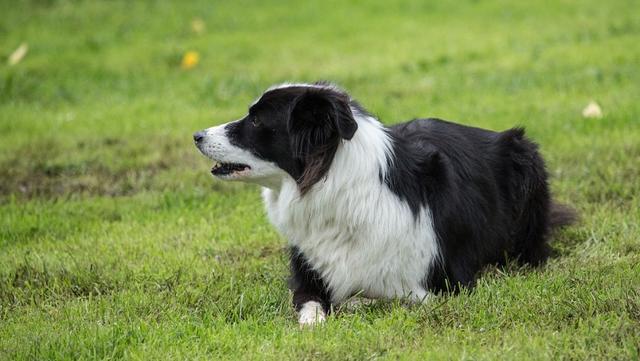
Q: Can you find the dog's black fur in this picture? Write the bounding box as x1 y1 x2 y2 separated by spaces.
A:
386 119 569 292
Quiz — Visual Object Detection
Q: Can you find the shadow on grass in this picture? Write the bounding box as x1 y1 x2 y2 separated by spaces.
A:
0 261 118 312
0 135 231 200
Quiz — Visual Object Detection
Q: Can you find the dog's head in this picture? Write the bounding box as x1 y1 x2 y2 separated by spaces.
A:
194 83 358 193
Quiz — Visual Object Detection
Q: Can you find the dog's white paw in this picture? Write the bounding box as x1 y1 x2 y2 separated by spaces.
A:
298 301 326 327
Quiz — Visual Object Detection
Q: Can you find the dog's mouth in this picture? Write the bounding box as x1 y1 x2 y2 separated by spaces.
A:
211 161 251 176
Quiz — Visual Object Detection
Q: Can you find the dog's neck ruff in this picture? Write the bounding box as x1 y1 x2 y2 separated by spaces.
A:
262 110 439 303
264 107 391 194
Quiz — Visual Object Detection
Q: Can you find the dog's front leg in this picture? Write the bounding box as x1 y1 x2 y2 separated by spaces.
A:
289 247 332 327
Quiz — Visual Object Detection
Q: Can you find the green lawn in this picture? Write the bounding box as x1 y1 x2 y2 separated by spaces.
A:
1 0 639 359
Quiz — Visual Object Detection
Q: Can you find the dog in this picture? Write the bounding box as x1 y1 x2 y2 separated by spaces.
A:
193 82 575 326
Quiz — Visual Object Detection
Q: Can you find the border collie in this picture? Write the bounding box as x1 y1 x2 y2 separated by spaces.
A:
193 82 575 326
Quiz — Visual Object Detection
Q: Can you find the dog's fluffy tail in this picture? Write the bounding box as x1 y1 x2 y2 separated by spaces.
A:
549 202 578 229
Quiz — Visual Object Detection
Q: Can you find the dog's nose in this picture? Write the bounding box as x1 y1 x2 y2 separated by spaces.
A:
193 131 205 143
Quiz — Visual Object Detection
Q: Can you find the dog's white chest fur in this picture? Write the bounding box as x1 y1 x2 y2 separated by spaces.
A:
263 118 439 304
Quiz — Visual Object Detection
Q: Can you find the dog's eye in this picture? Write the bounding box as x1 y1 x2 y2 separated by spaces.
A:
251 115 262 127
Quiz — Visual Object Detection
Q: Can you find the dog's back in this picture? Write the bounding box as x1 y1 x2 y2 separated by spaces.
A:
388 118 572 291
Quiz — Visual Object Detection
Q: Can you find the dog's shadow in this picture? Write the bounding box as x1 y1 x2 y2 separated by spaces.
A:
332 293 447 320
548 225 586 259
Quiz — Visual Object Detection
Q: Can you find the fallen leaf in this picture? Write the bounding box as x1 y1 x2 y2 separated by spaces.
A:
8 43 28 66
191 18 205 34
582 101 603 118
181 51 200 70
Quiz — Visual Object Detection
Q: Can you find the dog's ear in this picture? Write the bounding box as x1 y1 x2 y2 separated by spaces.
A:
287 89 358 194
288 89 358 143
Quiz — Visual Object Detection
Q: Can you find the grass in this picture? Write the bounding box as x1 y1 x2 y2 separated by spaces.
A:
1 0 639 359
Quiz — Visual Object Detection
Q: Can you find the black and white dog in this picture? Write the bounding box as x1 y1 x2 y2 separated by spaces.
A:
193 82 574 326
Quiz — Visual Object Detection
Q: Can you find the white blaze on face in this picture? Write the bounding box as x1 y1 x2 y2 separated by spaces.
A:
197 121 288 188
